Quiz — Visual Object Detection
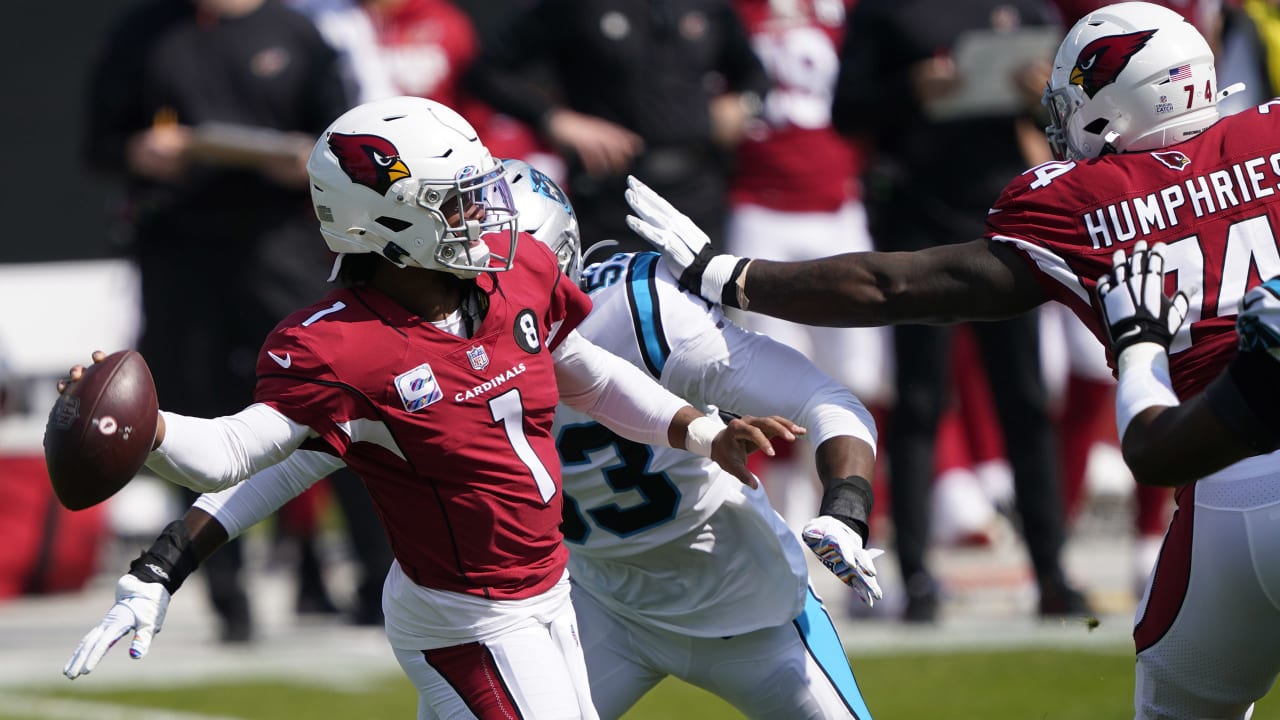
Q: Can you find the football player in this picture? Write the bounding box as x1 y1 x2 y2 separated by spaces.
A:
60 96 798 720
503 159 881 719
624 3 1280 717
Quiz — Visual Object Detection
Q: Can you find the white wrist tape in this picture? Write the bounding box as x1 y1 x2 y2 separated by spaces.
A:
685 414 727 458
1115 342 1180 440
703 255 749 309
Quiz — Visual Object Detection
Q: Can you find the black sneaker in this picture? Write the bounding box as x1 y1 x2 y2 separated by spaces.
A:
902 572 941 623
1037 581 1092 618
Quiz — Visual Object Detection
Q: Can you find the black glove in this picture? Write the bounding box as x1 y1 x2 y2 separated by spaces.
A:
1096 241 1189 355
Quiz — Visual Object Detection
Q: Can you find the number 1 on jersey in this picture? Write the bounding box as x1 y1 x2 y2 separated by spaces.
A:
490 389 557 503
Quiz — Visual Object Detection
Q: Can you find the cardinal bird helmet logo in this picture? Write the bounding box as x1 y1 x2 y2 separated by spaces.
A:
328 133 411 196
1070 29 1155 98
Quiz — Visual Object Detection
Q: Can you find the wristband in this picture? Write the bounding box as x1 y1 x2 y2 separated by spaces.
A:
1204 351 1280 454
1115 342 1180 440
128 520 201 595
819 475 874 544
717 257 752 310
685 414 727 458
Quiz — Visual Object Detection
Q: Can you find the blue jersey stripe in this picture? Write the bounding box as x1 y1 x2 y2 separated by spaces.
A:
793 585 873 719
626 253 670 378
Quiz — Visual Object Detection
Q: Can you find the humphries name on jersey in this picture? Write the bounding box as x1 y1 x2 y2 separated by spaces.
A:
988 102 1280 396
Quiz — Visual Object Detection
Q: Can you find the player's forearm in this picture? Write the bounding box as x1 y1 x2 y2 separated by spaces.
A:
127 507 227 596
1116 345 1263 485
554 332 691 449
815 436 877 489
1121 398 1254 486
193 450 339 537
740 256 892 327
741 240 1041 326
182 507 231 564
145 404 308 492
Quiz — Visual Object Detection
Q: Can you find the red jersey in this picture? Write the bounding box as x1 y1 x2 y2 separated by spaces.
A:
986 103 1280 398
253 238 592 600
365 0 476 109
729 0 863 211
1052 0 1218 35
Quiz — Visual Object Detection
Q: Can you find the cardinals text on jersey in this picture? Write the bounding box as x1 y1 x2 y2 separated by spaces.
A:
253 238 591 600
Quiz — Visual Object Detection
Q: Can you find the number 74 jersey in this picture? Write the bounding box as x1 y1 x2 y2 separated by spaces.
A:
986 102 1280 398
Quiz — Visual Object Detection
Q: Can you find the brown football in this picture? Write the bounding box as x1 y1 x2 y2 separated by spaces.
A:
44 350 158 510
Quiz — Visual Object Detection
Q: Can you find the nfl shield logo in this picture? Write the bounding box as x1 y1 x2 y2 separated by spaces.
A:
467 345 489 371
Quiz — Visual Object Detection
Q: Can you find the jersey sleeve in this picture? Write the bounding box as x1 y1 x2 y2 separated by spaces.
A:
524 236 592 350
663 310 877 450
253 327 369 459
985 163 1100 309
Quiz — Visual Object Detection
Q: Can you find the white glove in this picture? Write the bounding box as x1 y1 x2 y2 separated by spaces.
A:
1238 276 1280 362
624 175 750 307
64 573 170 679
1095 240 1190 355
802 515 885 607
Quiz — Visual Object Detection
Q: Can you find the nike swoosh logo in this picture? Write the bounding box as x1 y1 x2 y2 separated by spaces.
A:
1116 326 1143 343
267 351 292 369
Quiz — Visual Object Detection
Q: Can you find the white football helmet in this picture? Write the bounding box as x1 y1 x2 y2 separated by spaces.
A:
307 96 518 278
503 159 582 283
1043 2 1218 161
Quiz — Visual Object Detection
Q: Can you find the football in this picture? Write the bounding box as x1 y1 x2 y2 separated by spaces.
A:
44 350 159 510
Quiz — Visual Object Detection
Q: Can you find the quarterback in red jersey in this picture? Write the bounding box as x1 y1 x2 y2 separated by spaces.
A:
628 2 1280 717
60 96 794 720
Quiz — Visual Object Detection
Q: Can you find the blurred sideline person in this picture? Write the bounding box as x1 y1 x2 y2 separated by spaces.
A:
624 3 1280 716
466 0 771 254
289 0 558 172
830 0 1076 622
82 0 350 643
725 0 893 534
1095 243 1280 718
499 160 882 718
61 96 791 720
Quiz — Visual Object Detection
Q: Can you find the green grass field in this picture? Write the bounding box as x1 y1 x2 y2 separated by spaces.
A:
9 648 1278 719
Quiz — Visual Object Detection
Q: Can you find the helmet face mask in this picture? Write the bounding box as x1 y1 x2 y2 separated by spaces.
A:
401 163 518 274
1043 81 1091 161
1041 1 1219 161
502 159 582 284
307 97 519 279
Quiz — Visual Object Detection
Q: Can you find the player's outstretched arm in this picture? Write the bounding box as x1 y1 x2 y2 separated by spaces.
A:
657 302 886 601
57 353 311 494
1099 244 1278 485
624 175 1046 326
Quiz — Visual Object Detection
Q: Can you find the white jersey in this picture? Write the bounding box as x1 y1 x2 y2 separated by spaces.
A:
555 252 876 638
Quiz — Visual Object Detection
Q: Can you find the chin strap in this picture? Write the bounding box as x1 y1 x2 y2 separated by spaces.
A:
1099 130 1122 157
326 253 347 282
